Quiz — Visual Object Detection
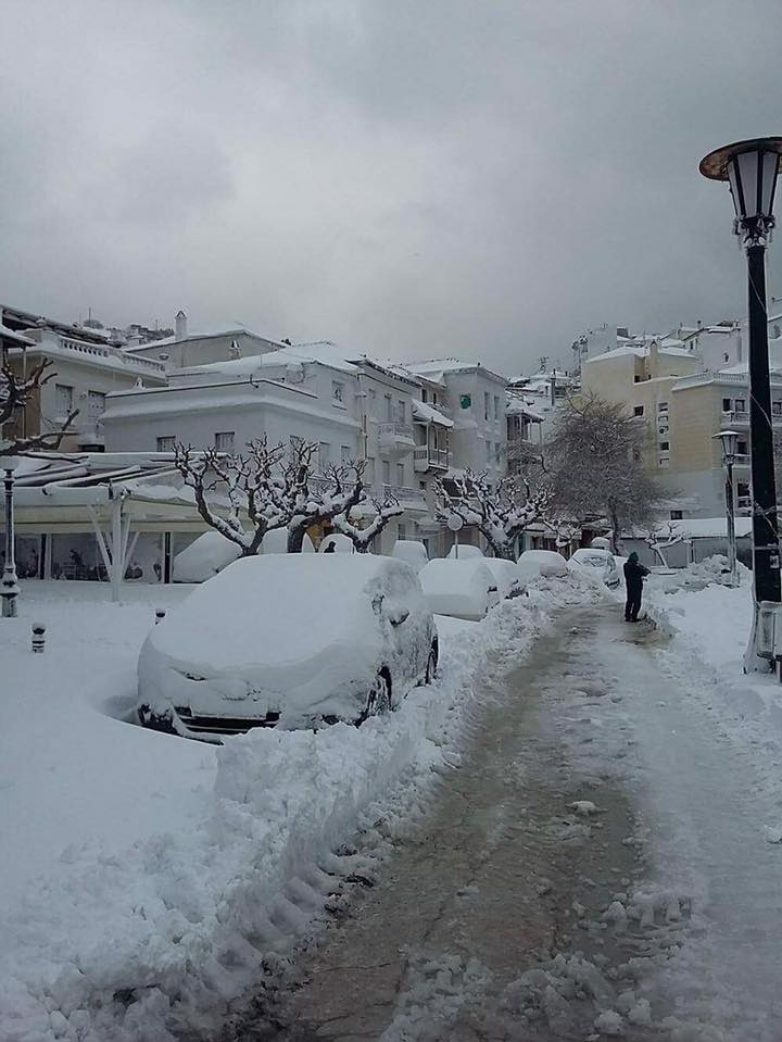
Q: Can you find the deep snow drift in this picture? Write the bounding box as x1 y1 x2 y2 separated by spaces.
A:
0 573 601 1042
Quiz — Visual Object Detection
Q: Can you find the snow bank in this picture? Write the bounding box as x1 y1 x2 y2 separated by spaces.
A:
0 574 599 1041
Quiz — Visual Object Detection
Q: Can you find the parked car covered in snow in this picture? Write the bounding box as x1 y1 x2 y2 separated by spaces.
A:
483 557 525 599
392 539 429 572
137 555 438 737
172 532 242 583
446 543 484 560
569 547 621 588
516 549 569 587
419 558 500 620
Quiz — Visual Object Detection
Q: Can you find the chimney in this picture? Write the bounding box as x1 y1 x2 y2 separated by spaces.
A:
175 310 187 341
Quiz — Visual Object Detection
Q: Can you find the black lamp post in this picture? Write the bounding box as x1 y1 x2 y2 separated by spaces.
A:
713 428 739 587
701 138 782 667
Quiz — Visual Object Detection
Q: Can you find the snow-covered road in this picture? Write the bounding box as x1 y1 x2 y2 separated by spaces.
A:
223 603 782 1041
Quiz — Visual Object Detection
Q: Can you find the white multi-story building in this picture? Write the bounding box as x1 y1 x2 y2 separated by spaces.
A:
102 340 461 554
1 304 167 451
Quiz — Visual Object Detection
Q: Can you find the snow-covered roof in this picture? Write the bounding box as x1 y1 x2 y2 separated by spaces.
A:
125 322 282 352
411 400 453 428
505 398 545 421
0 322 35 346
653 518 754 539
402 358 508 384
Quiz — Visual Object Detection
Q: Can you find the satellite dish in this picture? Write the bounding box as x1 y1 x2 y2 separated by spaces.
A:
447 515 464 532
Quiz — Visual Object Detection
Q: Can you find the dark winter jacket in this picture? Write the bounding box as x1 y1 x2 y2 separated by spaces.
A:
623 559 650 591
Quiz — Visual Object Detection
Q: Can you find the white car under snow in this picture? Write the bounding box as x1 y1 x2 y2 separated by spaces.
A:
569 547 621 588
137 554 438 737
419 558 500 620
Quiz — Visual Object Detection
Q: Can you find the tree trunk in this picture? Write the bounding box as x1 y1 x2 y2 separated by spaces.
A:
287 524 307 553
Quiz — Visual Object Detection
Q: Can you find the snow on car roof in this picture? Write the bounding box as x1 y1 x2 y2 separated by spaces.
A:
152 554 412 672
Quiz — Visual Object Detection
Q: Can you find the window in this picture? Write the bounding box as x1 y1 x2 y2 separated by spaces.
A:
398 523 407 541
382 460 391 485
396 462 405 486
494 395 500 420
484 392 491 421
385 394 393 421
341 444 352 463
421 389 428 403
670 510 683 520
87 390 106 421
318 442 330 471
368 388 377 417
734 398 746 413
634 375 641 383
722 397 732 412
773 401 782 416
737 439 748 456
55 384 74 417
396 399 406 424
215 431 235 452
657 401 668 412
332 380 344 404
659 441 670 451
724 352 730 363
633 405 644 417
157 436 175 452
486 440 493 462
366 457 376 483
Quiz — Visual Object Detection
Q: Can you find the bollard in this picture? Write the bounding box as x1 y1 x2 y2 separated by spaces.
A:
154 609 166 625
31 623 46 653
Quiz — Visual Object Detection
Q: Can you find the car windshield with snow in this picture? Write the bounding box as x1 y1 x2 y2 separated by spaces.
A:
137 554 438 737
569 548 621 588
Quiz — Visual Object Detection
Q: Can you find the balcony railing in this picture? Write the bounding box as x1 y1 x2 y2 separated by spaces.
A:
722 409 782 426
414 445 450 471
382 484 427 509
379 421 415 440
53 336 167 377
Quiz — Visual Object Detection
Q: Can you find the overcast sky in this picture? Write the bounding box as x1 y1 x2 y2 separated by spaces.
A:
1 0 781 375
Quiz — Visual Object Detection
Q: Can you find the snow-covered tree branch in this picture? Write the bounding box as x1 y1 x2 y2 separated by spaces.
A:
286 458 367 552
334 493 404 552
435 469 550 560
0 359 79 454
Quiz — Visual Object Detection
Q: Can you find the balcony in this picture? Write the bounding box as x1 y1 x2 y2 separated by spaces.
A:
413 445 451 472
381 484 427 510
378 422 415 459
721 409 782 427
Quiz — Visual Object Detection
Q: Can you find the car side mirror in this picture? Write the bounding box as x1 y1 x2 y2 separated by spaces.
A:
389 608 410 627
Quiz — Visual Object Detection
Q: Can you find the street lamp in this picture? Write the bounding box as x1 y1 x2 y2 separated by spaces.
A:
713 428 739 587
701 137 782 670
0 454 20 618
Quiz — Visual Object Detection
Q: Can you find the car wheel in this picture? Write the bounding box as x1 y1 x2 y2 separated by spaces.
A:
425 643 438 684
362 670 392 720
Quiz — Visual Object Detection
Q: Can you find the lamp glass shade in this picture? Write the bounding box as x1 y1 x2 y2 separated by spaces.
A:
727 148 780 221
717 429 740 463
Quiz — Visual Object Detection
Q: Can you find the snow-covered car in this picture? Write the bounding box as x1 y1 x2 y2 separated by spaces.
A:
516 549 569 587
569 547 621 588
483 557 525 599
419 558 500 620
392 539 429 572
446 544 484 560
137 555 438 737
173 532 241 583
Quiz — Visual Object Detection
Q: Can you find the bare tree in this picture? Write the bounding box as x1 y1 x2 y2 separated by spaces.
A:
546 394 665 553
435 469 550 560
334 493 404 552
645 520 684 567
173 437 295 556
173 439 387 556
0 359 78 453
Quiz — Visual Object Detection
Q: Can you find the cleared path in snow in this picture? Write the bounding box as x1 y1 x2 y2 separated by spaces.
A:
223 603 782 1040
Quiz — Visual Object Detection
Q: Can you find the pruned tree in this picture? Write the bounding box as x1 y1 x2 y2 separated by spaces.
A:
173 438 390 556
0 359 78 453
173 437 295 556
334 493 404 552
544 515 584 556
645 520 684 567
286 458 367 552
435 469 550 560
546 394 665 553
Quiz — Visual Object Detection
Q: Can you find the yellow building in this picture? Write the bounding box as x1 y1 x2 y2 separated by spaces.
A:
581 341 782 518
